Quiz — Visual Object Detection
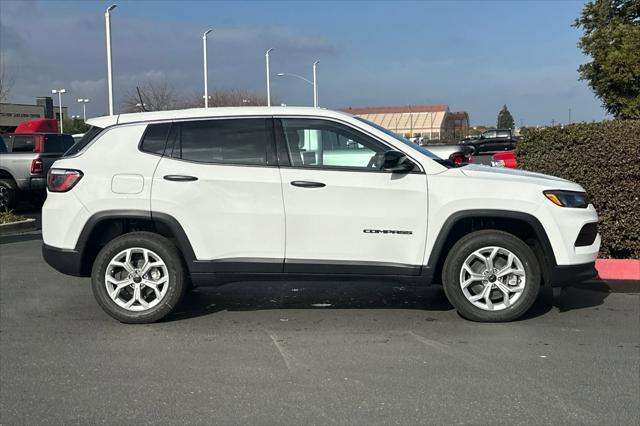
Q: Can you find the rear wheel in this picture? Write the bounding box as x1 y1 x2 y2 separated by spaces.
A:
442 230 540 322
91 232 186 324
0 179 17 211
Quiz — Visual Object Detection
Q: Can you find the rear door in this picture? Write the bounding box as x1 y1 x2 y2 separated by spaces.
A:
151 117 285 271
276 118 428 275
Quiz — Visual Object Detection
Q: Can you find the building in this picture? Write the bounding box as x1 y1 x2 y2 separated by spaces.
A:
341 105 470 142
0 97 68 132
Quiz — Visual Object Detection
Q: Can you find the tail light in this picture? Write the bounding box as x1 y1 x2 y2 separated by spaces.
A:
47 169 83 192
449 152 466 166
34 135 45 153
30 158 43 174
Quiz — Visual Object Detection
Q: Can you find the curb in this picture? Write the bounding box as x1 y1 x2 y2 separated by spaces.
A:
0 218 37 236
595 259 640 281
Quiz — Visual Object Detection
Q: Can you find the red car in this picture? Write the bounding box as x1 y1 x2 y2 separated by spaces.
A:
491 150 517 168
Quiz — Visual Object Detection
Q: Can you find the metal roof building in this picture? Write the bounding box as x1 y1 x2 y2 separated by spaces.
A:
341 105 469 142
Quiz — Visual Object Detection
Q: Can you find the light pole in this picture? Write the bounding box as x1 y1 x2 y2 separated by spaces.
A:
265 48 273 107
77 98 89 121
51 89 67 133
312 60 319 108
202 29 212 108
105 4 117 116
276 70 318 107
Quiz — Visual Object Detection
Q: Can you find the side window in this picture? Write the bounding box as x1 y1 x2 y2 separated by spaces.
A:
11 136 35 152
0 136 8 153
140 123 171 155
280 119 387 170
172 118 273 166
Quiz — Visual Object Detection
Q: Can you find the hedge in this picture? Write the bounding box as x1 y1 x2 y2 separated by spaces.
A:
516 120 640 259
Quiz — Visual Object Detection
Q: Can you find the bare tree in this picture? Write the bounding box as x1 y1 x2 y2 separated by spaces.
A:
179 89 269 109
121 80 268 112
120 80 179 113
0 60 15 102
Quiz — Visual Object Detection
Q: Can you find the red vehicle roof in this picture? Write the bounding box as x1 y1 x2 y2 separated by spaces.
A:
15 119 59 134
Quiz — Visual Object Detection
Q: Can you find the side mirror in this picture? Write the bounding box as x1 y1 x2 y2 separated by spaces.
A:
382 150 415 173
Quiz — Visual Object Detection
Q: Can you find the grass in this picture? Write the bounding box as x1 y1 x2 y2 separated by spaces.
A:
0 211 26 225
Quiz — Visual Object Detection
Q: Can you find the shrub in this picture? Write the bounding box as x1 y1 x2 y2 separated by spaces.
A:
517 120 640 259
0 211 25 225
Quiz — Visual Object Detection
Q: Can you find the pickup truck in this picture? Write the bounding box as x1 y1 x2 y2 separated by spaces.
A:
459 129 518 165
0 132 75 211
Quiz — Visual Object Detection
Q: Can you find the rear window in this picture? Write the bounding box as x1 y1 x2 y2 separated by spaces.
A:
140 123 171 155
44 134 74 153
64 126 103 157
12 135 36 152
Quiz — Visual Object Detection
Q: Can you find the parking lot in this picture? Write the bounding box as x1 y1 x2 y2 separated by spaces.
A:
1 235 639 425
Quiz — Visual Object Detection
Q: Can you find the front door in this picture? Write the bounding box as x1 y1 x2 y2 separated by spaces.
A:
276 118 428 275
151 117 285 272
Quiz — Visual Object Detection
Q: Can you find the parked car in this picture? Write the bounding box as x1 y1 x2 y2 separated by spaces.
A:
0 132 75 210
491 150 518 169
459 128 518 156
420 143 469 166
42 107 599 324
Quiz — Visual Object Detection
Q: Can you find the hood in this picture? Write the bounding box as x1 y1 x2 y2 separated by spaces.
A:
460 164 581 188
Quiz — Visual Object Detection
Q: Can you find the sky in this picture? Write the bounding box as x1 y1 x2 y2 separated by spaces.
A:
0 0 608 126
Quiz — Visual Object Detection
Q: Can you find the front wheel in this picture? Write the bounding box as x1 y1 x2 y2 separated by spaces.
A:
442 230 541 322
91 232 187 324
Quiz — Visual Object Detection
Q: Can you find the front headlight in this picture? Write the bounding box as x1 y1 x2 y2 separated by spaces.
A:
543 190 589 208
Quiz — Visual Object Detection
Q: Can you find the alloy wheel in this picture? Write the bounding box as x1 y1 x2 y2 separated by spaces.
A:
105 247 169 312
459 246 526 311
0 186 8 210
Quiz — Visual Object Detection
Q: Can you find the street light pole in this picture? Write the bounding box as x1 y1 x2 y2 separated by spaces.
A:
312 60 319 108
52 89 67 134
276 72 316 107
265 48 273 107
202 29 212 108
77 99 89 121
105 4 117 116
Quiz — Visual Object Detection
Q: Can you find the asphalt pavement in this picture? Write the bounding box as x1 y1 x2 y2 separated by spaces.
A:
1 237 638 425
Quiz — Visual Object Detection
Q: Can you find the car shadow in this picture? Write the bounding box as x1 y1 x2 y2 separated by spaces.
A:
165 279 614 323
167 281 454 322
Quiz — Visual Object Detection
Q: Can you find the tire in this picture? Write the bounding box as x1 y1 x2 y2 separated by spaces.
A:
442 230 541 322
0 179 17 211
91 232 187 324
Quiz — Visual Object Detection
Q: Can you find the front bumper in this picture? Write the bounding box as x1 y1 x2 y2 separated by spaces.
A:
42 243 84 276
549 262 598 287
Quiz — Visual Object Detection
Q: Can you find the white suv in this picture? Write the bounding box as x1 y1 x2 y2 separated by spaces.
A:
42 107 600 323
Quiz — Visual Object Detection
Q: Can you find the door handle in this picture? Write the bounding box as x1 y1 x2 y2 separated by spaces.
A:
290 181 326 188
163 175 198 182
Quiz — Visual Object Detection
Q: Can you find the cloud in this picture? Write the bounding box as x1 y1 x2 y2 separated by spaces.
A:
0 1 340 118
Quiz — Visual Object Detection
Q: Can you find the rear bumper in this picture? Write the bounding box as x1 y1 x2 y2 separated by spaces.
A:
42 243 84 276
549 262 598 287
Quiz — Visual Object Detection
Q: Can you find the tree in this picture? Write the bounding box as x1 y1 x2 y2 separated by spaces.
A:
121 80 269 112
497 105 515 129
178 89 269 109
63 118 90 134
574 0 640 119
121 80 180 113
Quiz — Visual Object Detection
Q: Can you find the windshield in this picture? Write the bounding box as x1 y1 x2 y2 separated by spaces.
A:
353 116 453 168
